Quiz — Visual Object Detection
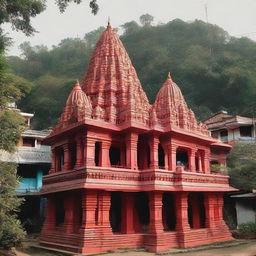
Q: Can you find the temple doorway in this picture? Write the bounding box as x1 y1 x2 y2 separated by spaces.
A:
158 144 165 168
162 192 176 231
176 148 188 169
109 146 121 166
110 192 122 232
135 192 150 232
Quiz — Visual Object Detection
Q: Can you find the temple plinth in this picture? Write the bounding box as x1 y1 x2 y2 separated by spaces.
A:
40 24 235 255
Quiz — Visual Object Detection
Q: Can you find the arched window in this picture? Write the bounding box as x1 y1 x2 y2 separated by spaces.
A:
158 144 165 168
176 148 189 169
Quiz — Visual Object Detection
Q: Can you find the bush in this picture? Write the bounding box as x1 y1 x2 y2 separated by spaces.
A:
238 222 256 234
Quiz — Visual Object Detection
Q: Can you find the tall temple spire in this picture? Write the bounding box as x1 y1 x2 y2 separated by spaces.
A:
81 24 150 125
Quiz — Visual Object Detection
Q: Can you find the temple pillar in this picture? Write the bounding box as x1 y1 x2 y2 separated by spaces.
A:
148 191 164 233
215 193 225 225
204 193 216 228
204 149 211 174
145 191 165 252
42 196 56 233
100 140 111 167
149 135 159 169
64 194 75 233
188 148 196 172
83 136 95 166
175 192 190 248
121 193 136 234
163 144 169 170
190 194 201 229
198 154 202 173
49 148 56 174
63 144 70 171
167 143 176 171
125 132 138 169
75 137 83 168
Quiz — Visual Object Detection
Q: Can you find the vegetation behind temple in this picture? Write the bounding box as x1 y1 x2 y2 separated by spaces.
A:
7 17 256 129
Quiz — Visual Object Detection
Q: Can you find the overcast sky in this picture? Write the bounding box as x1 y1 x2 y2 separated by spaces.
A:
3 0 256 56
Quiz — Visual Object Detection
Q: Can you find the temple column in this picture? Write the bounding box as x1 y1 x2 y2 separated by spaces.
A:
148 191 164 233
97 191 112 235
64 194 75 233
83 136 95 166
215 193 225 225
175 192 190 247
204 149 211 174
63 144 70 171
204 193 216 228
198 154 203 173
75 137 83 168
167 143 176 171
42 196 56 233
188 148 196 172
80 190 97 230
190 194 201 229
49 148 56 174
100 141 111 167
125 132 138 169
163 144 169 170
149 135 159 169
121 193 136 234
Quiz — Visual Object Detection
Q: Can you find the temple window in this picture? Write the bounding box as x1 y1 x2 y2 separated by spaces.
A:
135 192 150 233
56 147 64 172
69 143 77 169
188 193 206 229
22 137 35 147
110 192 122 233
158 144 165 169
109 146 121 166
176 148 189 169
162 192 176 231
95 142 101 166
55 196 65 226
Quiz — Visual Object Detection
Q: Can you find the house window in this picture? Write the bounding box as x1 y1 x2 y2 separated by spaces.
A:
22 137 35 147
239 126 252 137
211 131 219 139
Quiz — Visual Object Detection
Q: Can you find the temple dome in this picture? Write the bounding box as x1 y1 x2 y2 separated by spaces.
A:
81 23 150 125
152 73 209 135
53 80 92 132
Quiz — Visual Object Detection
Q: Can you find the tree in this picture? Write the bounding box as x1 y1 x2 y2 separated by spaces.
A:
121 21 140 35
139 14 154 26
56 0 99 14
227 143 256 191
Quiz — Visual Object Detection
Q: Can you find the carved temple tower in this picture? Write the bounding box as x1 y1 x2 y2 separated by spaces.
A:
40 23 235 254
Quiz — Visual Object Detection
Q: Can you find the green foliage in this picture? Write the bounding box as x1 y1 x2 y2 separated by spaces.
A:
0 162 26 249
56 0 99 14
227 143 256 190
140 14 154 26
0 0 46 36
238 222 256 234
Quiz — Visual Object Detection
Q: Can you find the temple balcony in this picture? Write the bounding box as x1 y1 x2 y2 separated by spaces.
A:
41 166 233 195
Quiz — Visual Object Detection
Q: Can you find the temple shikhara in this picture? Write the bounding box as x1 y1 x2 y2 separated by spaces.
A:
40 23 235 254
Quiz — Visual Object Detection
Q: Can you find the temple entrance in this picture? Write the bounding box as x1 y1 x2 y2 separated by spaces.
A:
56 147 64 172
55 195 65 226
70 143 77 169
135 192 150 232
162 192 176 231
137 137 150 170
158 144 165 168
95 142 100 166
109 146 121 166
188 193 206 229
176 148 188 169
110 192 122 233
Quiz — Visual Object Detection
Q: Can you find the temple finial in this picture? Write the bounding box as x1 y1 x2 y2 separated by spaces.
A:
74 79 81 89
107 17 111 27
167 72 173 82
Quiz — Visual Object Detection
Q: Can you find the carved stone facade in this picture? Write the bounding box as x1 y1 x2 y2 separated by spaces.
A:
40 23 235 254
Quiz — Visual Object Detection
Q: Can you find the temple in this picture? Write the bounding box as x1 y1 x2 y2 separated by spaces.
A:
40 23 235 254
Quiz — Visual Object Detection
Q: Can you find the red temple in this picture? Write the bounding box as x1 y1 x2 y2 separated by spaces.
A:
40 23 235 254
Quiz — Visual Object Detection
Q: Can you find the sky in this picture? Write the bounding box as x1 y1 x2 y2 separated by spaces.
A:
3 0 256 56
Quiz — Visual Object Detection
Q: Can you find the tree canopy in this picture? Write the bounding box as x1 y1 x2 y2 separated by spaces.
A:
8 17 256 129
227 143 256 191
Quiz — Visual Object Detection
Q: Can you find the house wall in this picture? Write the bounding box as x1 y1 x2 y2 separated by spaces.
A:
235 199 256 225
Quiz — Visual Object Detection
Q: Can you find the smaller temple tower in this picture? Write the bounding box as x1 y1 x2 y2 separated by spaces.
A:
40 23 235 255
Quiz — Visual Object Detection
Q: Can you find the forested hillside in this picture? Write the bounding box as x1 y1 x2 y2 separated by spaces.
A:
7 18 256 129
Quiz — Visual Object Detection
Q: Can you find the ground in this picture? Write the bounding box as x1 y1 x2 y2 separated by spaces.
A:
14 240 256 256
